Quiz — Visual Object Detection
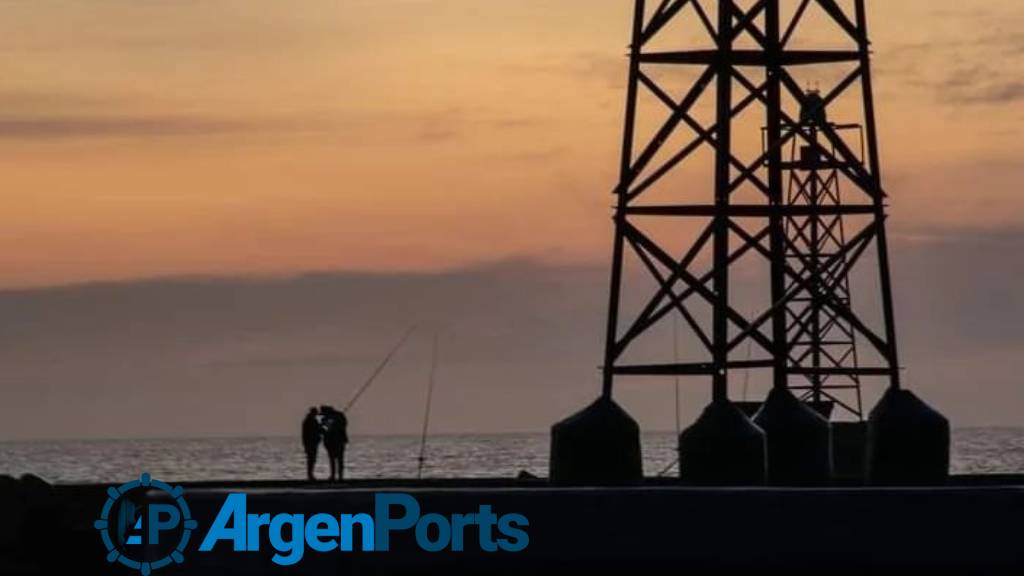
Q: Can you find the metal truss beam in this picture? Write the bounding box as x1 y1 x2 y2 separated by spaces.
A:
601 0 899 420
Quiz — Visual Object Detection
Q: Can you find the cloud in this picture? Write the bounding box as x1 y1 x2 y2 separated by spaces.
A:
0 90 121 113
0 115 275 139
948 80 1024 105
2 243 1024 441
0 260 611 439
0 107 474 143
499 51 626 90
879 31 1024 106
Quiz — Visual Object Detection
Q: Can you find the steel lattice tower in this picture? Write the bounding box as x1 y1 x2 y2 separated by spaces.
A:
602 0 901 414
781 98 866 419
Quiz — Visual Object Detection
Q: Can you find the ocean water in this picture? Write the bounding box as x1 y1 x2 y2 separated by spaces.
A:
2 428 1023 485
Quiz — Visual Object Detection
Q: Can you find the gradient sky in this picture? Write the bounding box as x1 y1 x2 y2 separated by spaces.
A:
1 0 1021 287
1 0 1023 439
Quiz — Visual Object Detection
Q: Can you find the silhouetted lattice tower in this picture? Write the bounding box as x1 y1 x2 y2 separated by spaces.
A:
549 0 948 486
777 89 866 420
602 1 897 429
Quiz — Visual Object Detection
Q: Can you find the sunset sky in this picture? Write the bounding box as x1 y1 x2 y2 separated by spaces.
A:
1 0 1023 439
1 0 1021 287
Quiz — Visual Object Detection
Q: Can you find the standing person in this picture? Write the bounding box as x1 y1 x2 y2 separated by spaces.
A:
301 407 322 481
321 406 349 482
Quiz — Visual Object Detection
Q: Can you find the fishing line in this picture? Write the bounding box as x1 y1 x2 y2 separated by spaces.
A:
344 325 417 413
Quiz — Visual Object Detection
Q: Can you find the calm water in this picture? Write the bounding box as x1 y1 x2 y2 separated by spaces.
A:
2 428 1023 484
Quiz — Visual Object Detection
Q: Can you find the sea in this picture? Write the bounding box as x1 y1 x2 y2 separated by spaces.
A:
2 428 1024 485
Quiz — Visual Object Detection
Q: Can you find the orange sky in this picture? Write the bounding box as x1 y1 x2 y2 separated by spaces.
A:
0 0 1022 288
1 1 1024 439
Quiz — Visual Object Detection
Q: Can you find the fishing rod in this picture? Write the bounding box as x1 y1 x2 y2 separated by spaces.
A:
343 325 417 413
662 316 681 478
416 333 439 479
673 314 681 436
657 456 679 478
659 317 756 477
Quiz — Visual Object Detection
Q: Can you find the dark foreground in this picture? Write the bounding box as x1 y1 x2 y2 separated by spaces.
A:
4 475 1024 575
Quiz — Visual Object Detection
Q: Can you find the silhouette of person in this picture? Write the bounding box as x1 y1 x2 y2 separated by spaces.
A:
301 407 322 481
320 406 349 482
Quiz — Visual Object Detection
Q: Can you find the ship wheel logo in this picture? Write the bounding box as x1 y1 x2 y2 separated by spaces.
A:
94 472 197 575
